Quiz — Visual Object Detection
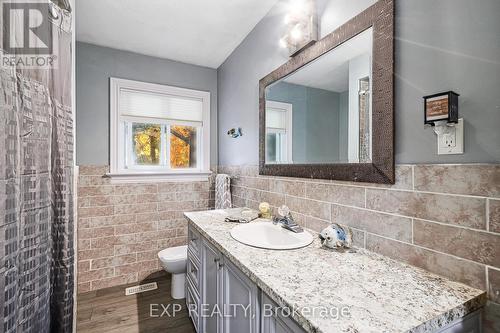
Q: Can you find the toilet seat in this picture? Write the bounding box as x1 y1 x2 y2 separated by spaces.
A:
158 245 187 262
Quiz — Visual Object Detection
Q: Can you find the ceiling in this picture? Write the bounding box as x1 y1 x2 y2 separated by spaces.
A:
76 0 278 69
284 27 373 92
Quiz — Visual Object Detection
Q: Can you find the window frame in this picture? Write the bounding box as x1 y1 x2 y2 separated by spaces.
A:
265 101 293 164
109 78 211 182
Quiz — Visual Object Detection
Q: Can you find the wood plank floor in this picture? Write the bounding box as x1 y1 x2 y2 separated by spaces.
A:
77 275 196 333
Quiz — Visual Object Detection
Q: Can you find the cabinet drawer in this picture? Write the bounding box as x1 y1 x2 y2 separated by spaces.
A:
186 278 200 332
187 253 201 292
188 227 202 261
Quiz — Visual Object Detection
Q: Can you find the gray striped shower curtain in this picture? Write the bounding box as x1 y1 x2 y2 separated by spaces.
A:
0 0 74 332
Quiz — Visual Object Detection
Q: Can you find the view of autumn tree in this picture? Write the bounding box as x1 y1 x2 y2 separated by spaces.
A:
133 124 161 165
170 125 196 168
132 124 196 168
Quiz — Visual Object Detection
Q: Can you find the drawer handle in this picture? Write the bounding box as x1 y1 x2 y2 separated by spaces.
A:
191 237 198 241
214 258 224 269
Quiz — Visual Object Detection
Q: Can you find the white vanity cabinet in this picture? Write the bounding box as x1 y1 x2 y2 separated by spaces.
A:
187 226 261 333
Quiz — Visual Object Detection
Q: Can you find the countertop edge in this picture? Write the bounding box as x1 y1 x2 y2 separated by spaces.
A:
184 212 487 333
407 296 487 333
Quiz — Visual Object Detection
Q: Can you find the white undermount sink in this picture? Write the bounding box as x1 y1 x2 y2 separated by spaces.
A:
230 222 314 250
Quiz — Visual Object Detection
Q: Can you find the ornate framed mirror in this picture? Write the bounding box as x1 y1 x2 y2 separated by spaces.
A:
259 0 394 184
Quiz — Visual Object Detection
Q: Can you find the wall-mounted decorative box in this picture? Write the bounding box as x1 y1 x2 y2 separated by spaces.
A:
423 91 459 125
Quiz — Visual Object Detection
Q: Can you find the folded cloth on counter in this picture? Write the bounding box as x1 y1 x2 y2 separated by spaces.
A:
215 174 232 209
224 209 259 223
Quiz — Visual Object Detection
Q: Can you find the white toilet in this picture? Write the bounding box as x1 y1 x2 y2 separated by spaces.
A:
158 245 188 299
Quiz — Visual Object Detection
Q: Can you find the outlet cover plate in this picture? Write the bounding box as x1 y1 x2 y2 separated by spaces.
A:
437 118 464 155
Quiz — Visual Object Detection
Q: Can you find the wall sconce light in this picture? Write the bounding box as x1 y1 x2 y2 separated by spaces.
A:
280 0 318 57
227 128 242 138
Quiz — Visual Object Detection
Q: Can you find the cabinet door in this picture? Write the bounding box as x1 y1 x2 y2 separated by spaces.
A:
186 278 201 332
221 259 260 333
263 315 303 333
261 293 306 333
201 239 222 333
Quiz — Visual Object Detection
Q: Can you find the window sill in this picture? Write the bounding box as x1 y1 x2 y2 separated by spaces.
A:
105 171 212 183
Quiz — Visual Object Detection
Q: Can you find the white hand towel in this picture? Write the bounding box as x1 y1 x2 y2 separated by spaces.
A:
215 174 232 209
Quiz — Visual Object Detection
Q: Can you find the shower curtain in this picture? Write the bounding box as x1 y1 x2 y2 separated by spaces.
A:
0 1 74 332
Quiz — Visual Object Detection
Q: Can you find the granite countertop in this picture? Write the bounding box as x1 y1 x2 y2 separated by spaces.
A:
184 209 487 333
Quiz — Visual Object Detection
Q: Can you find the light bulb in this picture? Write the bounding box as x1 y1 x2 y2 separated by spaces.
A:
290 25 302 41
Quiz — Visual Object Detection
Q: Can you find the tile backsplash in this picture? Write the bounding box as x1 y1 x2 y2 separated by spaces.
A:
76 166 212 293
218 164 500 304
75 163 500 330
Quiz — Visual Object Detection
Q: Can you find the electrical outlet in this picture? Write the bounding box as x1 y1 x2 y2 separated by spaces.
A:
436 118 464 155
440 132 456 148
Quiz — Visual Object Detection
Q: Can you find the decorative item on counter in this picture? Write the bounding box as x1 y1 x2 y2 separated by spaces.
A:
259 202 272 219
319 223 353 249
227 127 242 138
224 208 259 224
423 91 459 126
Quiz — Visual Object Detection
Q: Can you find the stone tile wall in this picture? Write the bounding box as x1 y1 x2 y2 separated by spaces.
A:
219 164 500 306
75 163 500 330
76 166 213 293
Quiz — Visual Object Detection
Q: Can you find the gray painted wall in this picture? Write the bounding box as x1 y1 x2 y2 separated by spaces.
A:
76 42 218 165
218 0 500 165
304 87 340 163
266 82 343 163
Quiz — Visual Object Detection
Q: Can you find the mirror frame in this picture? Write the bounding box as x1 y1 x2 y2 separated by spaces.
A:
259 0 394 184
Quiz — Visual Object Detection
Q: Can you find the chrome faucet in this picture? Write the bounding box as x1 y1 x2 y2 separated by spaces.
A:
273 205 303 233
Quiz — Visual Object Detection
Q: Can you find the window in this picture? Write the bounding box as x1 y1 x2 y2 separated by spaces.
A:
265 101 292 163
109 78 210 181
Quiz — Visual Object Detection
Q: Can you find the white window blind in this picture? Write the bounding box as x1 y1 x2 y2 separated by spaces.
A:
120 89 203 122
110 78 211 180
266 108 287 129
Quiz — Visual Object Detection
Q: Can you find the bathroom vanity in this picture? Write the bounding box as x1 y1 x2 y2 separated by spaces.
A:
185 209 486 333
186 225 310 333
